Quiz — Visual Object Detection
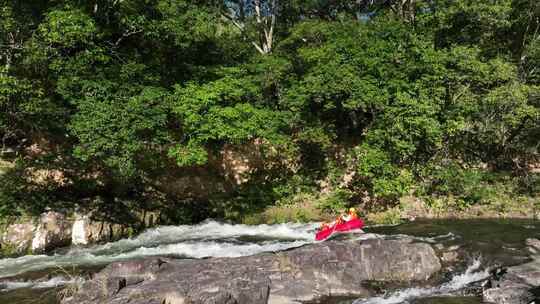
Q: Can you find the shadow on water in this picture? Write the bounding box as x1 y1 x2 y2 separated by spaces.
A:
412 296 484 304
1 287 58 304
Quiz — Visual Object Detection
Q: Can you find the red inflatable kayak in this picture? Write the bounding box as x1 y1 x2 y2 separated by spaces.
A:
315 218 365 241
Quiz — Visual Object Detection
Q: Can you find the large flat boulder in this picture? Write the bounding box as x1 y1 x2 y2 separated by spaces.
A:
62 238 441 304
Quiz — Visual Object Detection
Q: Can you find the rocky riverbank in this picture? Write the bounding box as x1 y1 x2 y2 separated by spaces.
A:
483 238 540 304
61 238 442 304
1 219 539 304
0 210 159 256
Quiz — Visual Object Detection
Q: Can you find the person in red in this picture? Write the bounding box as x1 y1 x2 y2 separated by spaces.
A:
318 221 331 231
316 207 363 241
342 207 358 221
318 207 358 232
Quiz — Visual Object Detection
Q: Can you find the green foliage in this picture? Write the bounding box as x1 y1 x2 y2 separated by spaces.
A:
419 161 540 211
366 207 403 225
0 0 539 223
69 85 170 178
153 0 220 47
349 145 413 201
260 199 321 224
420 162 488 204
0 69 63 147
467 83 540 168
38 8 97 49
169 68 289 166
0 161 53 218
429 0 515 57
316 189 351 215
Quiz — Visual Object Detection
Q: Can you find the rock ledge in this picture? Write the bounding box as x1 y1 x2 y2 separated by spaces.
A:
63 238 441 304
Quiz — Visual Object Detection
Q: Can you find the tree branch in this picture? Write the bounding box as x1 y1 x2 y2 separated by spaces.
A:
221 12 267 55
113 29 143 46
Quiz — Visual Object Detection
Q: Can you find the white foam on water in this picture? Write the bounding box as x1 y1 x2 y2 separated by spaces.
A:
0 276 83 291
134 220 317 242
395 232 458 244
114 240 309 259
71 220 318 255
353 257 489 304
349 232 384 242
0 221 317 278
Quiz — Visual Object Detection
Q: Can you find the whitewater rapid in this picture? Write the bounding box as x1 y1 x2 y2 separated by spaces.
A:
353 257 490 304
0 220 319 280
0 220 462 296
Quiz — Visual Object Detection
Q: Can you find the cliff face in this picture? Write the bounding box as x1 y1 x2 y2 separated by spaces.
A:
61 238 442 304
152 142 274 201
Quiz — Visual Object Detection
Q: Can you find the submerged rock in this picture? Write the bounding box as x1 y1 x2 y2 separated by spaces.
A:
61 238 442 304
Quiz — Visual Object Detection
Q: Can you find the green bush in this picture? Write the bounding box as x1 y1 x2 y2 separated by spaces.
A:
316 189 351 215
419 161 539 213
260 198 321 224
0 165 50 218
366 207 403 225
348 144 413 202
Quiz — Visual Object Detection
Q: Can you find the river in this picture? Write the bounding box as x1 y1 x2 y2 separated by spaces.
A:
1 219 539 304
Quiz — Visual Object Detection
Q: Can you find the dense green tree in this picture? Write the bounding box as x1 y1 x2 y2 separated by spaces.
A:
0 0 538 221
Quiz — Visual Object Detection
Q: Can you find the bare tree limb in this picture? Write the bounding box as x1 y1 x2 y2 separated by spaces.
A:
221 10 268 55
222 0 275 55
113 29 143 46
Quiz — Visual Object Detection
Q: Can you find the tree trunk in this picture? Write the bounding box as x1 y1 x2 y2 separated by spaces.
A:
223 0 276 55
253 0 275 54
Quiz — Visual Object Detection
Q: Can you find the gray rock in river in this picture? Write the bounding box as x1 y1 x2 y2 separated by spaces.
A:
0 209 161 256
61 238 442 304
483 280 534 304
32 211 72 253
483 238 540 304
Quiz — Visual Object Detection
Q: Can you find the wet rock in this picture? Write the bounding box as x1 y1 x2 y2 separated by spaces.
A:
507 259 540 287
71 215 92 245
71 214 127 245
483 280 534 304
31 211 72 253
526 238 540 250
434 243 445 250
0 222 35 255
2 209 156 256
446 245 461 251
62 238 442 304
441 251 459 263
526 238 540 255
483 238 540 304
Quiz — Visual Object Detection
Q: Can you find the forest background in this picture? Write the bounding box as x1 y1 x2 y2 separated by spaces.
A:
1 0 539 226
